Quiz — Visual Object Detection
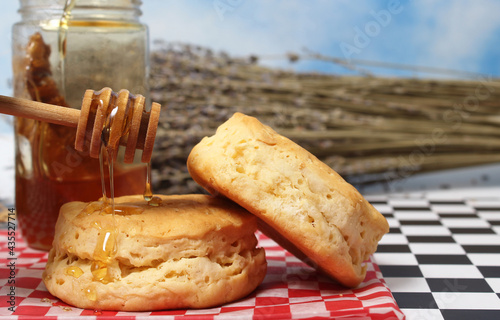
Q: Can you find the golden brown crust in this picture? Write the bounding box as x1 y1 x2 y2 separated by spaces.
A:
43 194 267 311
187 112 389 287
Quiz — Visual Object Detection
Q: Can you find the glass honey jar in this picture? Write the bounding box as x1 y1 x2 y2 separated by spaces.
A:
11 0 149 250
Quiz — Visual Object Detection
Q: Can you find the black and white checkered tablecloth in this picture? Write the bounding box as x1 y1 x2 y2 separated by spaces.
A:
368 187 500 320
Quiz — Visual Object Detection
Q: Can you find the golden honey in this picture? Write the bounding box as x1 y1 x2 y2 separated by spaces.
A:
85 287 97 302
65 266 84 278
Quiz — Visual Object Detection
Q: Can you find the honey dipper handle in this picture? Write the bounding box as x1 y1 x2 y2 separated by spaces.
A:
0 95 80 127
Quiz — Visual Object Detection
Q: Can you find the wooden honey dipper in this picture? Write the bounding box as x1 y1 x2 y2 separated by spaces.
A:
0 87 161 163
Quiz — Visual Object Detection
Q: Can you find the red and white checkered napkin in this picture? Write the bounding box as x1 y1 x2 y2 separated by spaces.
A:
0 230 404 319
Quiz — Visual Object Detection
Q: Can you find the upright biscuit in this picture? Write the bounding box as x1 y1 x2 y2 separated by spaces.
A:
187 112 389 287
43 194 267 311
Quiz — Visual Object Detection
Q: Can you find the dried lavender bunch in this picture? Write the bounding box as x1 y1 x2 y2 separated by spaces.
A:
149 41 500 194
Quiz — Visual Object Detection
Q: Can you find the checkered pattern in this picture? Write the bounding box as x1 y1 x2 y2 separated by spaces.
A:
16 209 55 250
369 187 500 320
0 227 402 319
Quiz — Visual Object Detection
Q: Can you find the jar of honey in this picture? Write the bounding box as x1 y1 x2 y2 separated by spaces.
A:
12 0 149 250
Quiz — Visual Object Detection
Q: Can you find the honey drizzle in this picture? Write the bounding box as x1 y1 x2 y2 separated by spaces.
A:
98 145 108 204
91 90 123 284
144 162 162 206
143 162 153 201
58 0 78 99
88 89 160 284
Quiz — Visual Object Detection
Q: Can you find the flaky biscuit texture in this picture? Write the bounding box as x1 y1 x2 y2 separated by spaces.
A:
43 194 267 311
187 113 389 287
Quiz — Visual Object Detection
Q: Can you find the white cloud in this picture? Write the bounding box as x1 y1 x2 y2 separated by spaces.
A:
142 0 376 71
412 0 500 74
141 0 500 78
145 1 345 51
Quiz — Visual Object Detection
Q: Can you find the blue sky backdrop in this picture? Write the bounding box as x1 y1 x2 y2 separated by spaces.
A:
143 0 500 78
1 0 500 131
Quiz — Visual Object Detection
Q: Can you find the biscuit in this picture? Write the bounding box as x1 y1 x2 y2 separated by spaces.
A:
187 112 389 287
43 194 267 311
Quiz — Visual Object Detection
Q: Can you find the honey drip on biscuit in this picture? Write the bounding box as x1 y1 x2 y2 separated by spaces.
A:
64 266 84 278
85 287 97 302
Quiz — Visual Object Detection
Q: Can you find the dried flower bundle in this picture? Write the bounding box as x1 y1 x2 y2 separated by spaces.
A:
149 42 500 194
